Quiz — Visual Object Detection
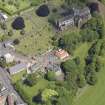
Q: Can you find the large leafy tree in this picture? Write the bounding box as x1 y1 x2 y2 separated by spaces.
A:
42 89 58 102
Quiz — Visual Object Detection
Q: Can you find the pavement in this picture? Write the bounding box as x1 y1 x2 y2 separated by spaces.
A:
0 67 27 105
0 42 27 105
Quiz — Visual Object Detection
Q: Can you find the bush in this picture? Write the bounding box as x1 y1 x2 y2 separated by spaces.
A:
46 71 56 81
20 29 25 35
86 71 97 85
25 73 37 86
76 75 86 88
8 30 13 36
13 39 20 45
12 17 25 30
36 5 50 17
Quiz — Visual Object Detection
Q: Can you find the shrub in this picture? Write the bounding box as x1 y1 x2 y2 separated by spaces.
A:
12 17 25 30
46 71 56 81
13 39 20 45
36 5 50 17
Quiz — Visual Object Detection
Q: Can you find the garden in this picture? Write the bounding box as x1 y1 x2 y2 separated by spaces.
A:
0 6 54 56
0 0 43 15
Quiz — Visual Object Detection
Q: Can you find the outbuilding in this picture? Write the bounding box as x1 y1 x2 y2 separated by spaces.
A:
9 63 27 75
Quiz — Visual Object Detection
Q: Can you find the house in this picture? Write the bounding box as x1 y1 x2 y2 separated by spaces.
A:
7 94 14 105
56 7 91 30
56 15 75 30
77 7 92 26
4 53 14 63
0 95 6 105
46 63 62 75
9 63 27 75
29 63 42 73
55 49 69 60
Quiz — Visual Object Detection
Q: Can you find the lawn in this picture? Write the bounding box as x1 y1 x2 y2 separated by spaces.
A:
0 0 42 15
73 64 105 105
74 42 91 67
5 7 54 56
73 42 105 105
11 70 49 105
15 79 49 105
11 70 27 84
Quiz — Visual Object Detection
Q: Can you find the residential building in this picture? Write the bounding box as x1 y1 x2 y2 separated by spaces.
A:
56 7 91 30
4 53 14 63
9 63 27 75
29 63 42 73
46 63 62 75
55 49 69 60
56 15 75 30
0 95 6 105
7 94 14 105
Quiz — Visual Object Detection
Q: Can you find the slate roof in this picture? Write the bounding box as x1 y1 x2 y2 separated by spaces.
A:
46 63 61 72
9 63 27 75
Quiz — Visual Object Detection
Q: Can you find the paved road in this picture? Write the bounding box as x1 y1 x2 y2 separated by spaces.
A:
0 42 28 104
0 67 27 105
0 41 31 63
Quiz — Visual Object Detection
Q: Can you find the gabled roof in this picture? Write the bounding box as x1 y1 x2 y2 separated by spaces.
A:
9 63 27 74
55 49 69 60
46 63 61 72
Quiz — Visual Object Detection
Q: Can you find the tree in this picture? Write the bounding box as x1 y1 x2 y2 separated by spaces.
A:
25 73 37 86
13 39 20 45
76 75 86 88
86 71 97 85
0 57 6 68
12 17 25 30
42 89 58 102
74 56 81 65
80 29 99 42
95 59 102 72
46 71 56 81
82 15 105 39
20 29 25 35
1 23 7 30
59 32 80 53
36 5 50 17
8 30 13 36
88 41 102 56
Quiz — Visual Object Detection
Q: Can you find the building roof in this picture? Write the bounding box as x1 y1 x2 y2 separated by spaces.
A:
7 95 14 105
9 63 27 75
30 63 42 72
55 49 69 60
46 63 61 72
58 14 74 23
57 7 91 24
0 96 6 105
4 53 13 58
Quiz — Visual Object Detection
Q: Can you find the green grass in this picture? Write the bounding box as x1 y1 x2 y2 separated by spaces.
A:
11 70 27 83
5 7 53 56
73 42 105 105
73 64 105 105
11 69 49 105
16 79 49 105
74 42 91 67
0 0 42 15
